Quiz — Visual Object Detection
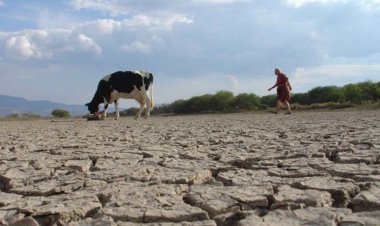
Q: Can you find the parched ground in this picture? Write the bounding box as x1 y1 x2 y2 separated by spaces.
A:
0 111 379 226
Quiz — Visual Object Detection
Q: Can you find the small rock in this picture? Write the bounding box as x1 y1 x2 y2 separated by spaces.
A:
351 186 380 212
340 211 380 226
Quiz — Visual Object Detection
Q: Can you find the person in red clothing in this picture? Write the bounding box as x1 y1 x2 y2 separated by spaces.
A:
268 68 292 114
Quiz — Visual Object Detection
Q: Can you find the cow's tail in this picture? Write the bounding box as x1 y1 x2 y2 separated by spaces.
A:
150 83 154 108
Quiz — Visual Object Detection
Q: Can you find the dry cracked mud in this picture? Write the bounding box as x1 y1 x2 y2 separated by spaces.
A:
0 110 379 226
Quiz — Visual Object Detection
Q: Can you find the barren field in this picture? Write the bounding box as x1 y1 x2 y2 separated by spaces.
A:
0 110 379 226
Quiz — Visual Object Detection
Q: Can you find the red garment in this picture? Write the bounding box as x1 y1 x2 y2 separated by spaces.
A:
276 74 290 102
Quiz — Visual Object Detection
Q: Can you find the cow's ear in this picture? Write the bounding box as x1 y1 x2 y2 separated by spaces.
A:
85 103 89 107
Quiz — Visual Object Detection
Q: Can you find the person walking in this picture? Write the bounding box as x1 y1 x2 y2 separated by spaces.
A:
268 68 292 114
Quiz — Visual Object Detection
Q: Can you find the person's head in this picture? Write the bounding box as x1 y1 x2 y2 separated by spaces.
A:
274 68 282 76
274 67 282 75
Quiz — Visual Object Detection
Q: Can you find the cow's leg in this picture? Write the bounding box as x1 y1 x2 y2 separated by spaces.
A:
114 100 120 120
135 102 145 119
102 103 109 118
142 93 152 118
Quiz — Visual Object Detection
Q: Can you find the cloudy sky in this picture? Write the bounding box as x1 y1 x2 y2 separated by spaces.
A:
0 0 379 106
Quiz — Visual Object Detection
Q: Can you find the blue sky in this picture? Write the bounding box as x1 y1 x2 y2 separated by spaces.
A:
0 0 379 106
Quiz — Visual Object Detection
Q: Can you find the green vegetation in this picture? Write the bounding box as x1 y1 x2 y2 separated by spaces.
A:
5 113 42 119
149 81 380 115
51 109 70 117
290 81 380 105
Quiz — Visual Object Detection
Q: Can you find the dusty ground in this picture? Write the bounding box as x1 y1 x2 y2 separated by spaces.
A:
0 110 379 226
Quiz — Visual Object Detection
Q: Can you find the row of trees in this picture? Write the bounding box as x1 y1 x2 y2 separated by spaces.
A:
291 81 380 105
9 81 378 118
147 81 380 115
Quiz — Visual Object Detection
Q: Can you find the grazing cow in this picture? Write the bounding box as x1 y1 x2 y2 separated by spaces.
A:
86 70 154 119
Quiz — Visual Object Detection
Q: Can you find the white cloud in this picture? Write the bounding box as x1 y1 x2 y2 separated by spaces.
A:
286 0 346 8
2 29 101 60
160 14 193 29
5 36 42 60
77 34 102 55
0 12 192 61
85 19 122 34
191 0 248 4
286 0 380 10
0 1 4 7
67 0 130 15
357 0 380 10
121 41 152 54
294 64 380 79
226 74 239 87
67 0 248 15
79 14 192 35
292 64 380 91
122 14 193 29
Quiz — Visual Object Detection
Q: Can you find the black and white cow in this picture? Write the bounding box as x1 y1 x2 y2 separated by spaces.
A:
86 70 154 119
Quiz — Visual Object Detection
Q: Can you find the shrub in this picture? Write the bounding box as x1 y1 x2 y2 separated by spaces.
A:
261 95 276 108
120 107 139 116
210 91 234 112
4 113 41 120
307 86 343 104
184 94 213 113
230 93 261 111
51 109 70 117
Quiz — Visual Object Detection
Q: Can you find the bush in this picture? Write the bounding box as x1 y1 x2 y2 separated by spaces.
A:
230 93 261 111
261 95 276 108
5 113 41 119
120 107 139 116
185 94 213 113
210 91 234 112
292 93 310 105
151 104 172 115
171 99 187 114
307 86 343 104
51 109 70 117
343 84 362 103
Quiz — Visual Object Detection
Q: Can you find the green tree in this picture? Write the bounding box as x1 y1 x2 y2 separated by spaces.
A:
261 95 276 108
307 86 343 104
151 104 172 115
171 99 187 114
291 93 310 105
184 94 212 113
210 91 234 112
357 81 380 101
230 93 261 110
51 109 70 117
343 84 363 103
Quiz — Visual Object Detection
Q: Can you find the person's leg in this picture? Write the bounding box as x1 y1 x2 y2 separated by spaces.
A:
285 101 292 114
276 100 281 114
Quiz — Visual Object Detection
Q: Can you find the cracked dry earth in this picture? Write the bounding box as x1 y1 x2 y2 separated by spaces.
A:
0 111 380 226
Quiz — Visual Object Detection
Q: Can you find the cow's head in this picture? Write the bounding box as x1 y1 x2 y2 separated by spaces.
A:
85 102 99 114
86 80 111 114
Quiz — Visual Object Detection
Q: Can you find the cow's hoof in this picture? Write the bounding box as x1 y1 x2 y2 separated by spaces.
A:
114 117 119 120
87 114 105 121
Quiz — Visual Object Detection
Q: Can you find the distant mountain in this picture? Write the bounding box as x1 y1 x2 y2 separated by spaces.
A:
0 94 87 117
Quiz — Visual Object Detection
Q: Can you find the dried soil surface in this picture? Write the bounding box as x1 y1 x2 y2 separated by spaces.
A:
0 111 379 226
